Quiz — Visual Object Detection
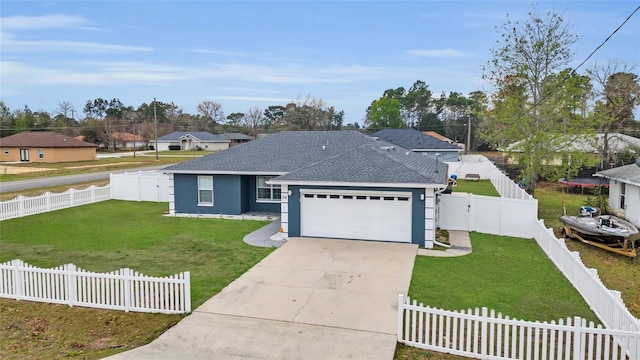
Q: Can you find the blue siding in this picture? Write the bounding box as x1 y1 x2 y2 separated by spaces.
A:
287 185 425 245
173 174 243 215
173 174 279 215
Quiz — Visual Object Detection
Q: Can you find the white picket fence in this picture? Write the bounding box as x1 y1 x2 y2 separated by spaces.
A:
533 220 640 333
398 295 639 360
0 259 190 314
0 185 111 221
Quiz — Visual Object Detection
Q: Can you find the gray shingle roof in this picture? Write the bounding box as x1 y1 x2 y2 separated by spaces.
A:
596 162 640 186
157 132 228 142
222 133 253 140
270 145 448 185
165 130 447 186
371 129 460 151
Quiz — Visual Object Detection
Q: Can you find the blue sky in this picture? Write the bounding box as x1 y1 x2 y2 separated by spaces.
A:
1 1 639 125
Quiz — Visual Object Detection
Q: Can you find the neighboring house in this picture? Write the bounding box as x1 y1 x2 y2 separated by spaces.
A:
112 132 145 150
423 131 465 150
595 159 640 228
371 128 461 162
0 132 97 163
503 133 640 166
154 132 230 151
222 133 253 147
164 131 449 248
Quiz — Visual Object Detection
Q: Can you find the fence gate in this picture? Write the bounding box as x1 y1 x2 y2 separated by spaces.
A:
438 193 469 231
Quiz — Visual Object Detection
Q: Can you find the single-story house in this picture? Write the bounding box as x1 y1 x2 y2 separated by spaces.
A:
423 131 465 150
164 131 449 248
502 133 640 166
371 128 461 162
154 132 230 151
0 131 97 163
222 133 253 147
112 132 145 150
595 159 640 228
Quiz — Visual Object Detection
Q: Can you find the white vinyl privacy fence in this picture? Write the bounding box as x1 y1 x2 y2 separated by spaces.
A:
110 171 169 202
0 185 111 221
398 295 639 360
0 259 190 314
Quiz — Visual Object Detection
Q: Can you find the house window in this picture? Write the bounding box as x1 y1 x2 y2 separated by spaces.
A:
620 182 626 209
3 148 8 155
197 176 213 206
38 148 44 159
256 176 281 202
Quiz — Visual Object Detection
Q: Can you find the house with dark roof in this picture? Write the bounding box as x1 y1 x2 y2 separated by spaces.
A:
222 133 253 147
371 128 461 161
0 132 97 163
595 159 640 228
155 132 230 151
165 131 449 248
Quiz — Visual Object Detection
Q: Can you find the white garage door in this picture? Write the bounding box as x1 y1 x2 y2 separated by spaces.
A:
300 189 412 243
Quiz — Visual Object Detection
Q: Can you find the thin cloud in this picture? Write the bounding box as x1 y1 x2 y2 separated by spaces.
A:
3 37 152 53
0 14 89 30
405 48 470 58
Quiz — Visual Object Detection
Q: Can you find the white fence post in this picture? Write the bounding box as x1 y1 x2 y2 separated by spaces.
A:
184 271 191 313
65 263 77 307
12 259 23 300
123 268 132 312
398 294 404 342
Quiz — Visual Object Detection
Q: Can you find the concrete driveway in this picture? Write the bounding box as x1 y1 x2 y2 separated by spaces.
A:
107 237 418 359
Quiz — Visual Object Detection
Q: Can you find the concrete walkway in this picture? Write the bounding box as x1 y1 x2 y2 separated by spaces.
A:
417 230 473 257
107 238 418 360
242 222 473 257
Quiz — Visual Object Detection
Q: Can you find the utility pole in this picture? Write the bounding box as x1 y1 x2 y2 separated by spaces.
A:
154 98 158 160
465 105 471 155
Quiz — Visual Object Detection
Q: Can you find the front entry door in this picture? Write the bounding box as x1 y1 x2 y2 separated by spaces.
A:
19 148 29 162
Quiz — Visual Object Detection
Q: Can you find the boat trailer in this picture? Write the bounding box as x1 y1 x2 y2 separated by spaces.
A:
562 226 638 261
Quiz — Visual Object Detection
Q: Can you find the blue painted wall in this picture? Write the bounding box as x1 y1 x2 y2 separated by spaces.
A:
173 174 279 215
287 185 426 245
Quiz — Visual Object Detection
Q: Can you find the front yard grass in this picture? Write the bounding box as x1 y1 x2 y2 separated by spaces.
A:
452 179 499 197
409 232 598 323
0 200 273 359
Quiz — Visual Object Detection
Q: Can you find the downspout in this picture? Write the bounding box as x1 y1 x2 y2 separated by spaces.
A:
434 185 450 248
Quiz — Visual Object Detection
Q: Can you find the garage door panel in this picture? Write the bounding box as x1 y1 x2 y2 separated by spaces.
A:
300 191 412 243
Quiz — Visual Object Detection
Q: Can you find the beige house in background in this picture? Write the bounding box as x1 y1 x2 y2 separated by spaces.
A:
0 132 97 163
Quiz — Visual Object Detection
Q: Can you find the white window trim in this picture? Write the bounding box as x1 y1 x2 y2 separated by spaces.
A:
197 175 214 206
3 148 8 155
256 175 281 203
38 148 44 159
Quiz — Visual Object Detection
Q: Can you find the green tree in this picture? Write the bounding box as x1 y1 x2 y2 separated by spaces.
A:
366 97 403 129
483 8 583 194
263 105 285 131
0 101 15 137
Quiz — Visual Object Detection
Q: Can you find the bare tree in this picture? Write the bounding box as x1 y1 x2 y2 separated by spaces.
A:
588 61 640 164
196 100 225 132
243 107 263 137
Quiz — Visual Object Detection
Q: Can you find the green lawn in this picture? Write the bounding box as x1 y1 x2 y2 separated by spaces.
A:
452 179 499 197
409 232 598 323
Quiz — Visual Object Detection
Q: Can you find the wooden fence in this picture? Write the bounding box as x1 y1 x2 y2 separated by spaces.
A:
398 295 639 360
0 259 190 314
0 185 111 221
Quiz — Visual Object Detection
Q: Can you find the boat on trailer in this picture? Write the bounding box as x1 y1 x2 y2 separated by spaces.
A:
560 206 639 244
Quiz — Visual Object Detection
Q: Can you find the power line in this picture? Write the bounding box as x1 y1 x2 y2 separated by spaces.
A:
479 5 640 150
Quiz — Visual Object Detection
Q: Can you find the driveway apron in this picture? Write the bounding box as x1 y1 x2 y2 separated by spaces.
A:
106 238 418 360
